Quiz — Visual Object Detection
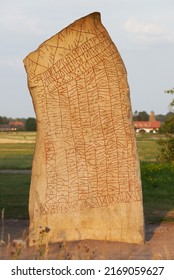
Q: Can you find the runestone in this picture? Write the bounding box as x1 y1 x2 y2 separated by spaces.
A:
24 12 144 245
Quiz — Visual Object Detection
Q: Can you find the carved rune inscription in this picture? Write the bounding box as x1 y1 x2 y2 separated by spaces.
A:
25 14 141 216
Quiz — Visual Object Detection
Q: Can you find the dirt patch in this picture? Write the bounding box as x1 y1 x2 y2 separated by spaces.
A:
1 219 174 260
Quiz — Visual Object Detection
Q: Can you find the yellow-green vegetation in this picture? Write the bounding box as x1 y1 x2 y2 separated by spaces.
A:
0 132 164 170
0 143 35 170
141 162 174 223
0 131 36 143
136 133 163 161
0 132 35 169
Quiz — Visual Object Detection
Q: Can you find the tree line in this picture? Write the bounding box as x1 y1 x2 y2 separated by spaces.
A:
133 110 173 122
0 110 174 132
0 116 36 131
158 88 174 162
133 111 174 134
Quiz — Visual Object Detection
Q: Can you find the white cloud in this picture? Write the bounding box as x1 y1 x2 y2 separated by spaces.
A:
123 18 174 46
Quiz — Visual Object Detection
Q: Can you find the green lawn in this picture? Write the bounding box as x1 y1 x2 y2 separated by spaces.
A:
0 132 173 223
141 162 174 223
0 174 30 219
0 132 35 170
0 143 35 169
136 134 163 161
0 132 164 170
0 162 174 222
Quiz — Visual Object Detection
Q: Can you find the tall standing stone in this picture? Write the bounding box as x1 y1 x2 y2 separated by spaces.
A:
24 12 144 245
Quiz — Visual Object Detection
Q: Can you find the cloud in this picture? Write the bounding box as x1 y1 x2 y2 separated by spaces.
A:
123 18 174 46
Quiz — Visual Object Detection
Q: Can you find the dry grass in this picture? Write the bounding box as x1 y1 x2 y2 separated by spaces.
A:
0 132 36 144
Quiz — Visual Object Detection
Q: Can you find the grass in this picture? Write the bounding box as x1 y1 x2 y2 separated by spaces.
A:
0 143 34 169
0 132 173 224
0 132 35 170
0 132 163 170
0 162 173 223
0 131 36 141
0 174 30 218
141 162 174 223
136 133 162 161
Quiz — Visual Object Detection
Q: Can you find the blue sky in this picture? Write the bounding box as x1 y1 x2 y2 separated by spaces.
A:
1 0 174 118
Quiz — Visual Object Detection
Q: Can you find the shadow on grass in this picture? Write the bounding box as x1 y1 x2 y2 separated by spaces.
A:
144 211 174 242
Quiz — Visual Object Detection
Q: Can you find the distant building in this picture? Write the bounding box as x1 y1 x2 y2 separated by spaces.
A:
0 124 15 132
134 111 161 133
0 121 25 132
9 121 24 129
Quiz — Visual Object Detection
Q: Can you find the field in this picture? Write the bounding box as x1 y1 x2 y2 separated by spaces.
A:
136 133 162 161
0 131 174 224
0 132 35 170
0 131 162 170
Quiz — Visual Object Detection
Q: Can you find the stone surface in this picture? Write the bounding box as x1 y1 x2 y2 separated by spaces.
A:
23 12 144 245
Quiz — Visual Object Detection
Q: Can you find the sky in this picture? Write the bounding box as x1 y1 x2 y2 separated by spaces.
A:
0 0 174 118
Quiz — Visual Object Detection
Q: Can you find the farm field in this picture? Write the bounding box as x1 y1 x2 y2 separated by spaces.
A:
136 133 162 161
0 132 35 170
0 131 174 224
0 131 36 143
0 131 162 170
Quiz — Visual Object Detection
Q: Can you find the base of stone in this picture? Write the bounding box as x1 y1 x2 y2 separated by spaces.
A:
29 201 144 246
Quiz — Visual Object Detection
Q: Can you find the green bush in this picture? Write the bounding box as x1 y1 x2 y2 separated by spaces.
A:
159 114 174 134
25 118 36 131
158 134 174 162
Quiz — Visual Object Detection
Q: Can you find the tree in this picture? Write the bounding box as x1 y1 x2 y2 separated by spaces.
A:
165 88 174 110
165 88 174 94
133 111 149 121
159 114 174 134
158 135 174 162
25 118 36 131
150 112 173 122
0 116 8 124
158 89 174 162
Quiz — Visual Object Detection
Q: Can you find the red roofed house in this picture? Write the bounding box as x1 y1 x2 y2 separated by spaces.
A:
0 121 25 131
9 121 24 129
134 111 161 134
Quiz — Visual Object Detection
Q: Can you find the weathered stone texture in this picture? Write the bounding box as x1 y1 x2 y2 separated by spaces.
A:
24 12 144 245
